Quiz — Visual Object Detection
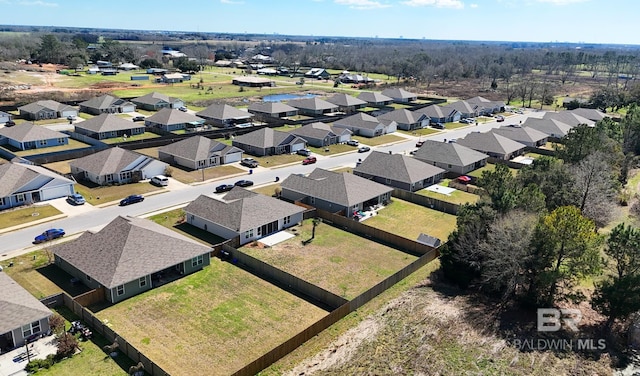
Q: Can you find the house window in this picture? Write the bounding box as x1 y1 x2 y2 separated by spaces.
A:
0 197 5 206
310 197 315 204
22 321 41 338
284 216 291 225
244 229 254 240
385 178 391 184
192 255 204 267
116 285 125 296
448 164 452 168
16 194 26 203
198 160 206 167
139 276 147 288
57 138 66 143
38 140 47 146
86 275 91 281
120 171 132 180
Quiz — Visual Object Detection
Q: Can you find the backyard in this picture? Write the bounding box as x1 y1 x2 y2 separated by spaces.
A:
5 139 92 157
365 198 458 242
240 220 417 299
95 259 327 376
416 179 481 205
148 209 226 246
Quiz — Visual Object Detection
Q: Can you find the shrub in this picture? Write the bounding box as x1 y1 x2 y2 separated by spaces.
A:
25 355 55 373
56 332 78 359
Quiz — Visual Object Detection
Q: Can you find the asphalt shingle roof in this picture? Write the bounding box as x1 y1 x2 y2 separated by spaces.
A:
0 272 51 334
132 92 181 106
281 168 393 207
79 95 134 111
146 108 204 125
287 97 338 111
333 112 382 130
159 136 243 161
457 132 526 155
233 127 305 148
18 100 75 114
196 104 254 120
291 122 351 140
522 118 573 137
543 111 595 127
412 140 489 166
569 108 607 122
74 113 143 133
413 104 459 119
357 91 393 103
70 147 149 176
354 151 445 184
381 88 417 100
445 100 478 114
248 102 298 114
326 93 368 107
52 216 211 288
0 162 73 197
377 109 418 124
184 188 304 233
492 125 549 144
0 122 69 142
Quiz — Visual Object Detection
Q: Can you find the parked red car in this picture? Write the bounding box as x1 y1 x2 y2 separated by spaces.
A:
302 156 317 165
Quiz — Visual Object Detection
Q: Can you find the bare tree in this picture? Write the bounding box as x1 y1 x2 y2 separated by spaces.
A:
571 152 618 228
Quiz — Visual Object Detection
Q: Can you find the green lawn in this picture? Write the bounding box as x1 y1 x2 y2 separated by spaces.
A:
74 182 163 205
96 260 327 376
250 183 281 197
365 198 457 242
397 128 440 136
0 205 63 229
352 134 407 146
241 220 417 299
468 163 519 178
416 180 480 205
308 143 358 156
7 139 92 157
100 132 161 144
1 250 64 299
148 209 226 245
252 153 306 168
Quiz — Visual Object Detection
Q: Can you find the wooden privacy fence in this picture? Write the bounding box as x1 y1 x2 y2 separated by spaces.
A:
391 188 460 215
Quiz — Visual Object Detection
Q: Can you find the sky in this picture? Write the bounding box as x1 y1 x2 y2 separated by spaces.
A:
0 0 638 45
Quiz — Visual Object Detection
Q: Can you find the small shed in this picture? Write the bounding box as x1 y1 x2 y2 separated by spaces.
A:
416 233 441 248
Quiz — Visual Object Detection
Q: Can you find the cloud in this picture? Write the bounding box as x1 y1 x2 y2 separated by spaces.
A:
220 0 244 4
17 0 58 6
334 0 391 10
535 0 588 4
470 3 478 7
401 0 464 9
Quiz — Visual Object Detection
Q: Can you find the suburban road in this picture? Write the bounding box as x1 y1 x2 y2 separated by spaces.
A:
0 112 538 259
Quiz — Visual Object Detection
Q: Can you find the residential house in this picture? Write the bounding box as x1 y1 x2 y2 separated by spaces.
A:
357 92 394 107
74 114 145 140
247 102 298 119
117 62 139 70
0 162 75 210
280 168 393 218
569 108 607 122
291 121 352 147
338 73 376 84
0 111 12 124
381 88 418 103
287 97 338 116
70 147 167 185
491 125 549 147
325 93 368 113
185 188 305 246
521 118 573 138
145 108 205 132
353 151 445 192
18 100 78 120
53 216 211 304
543 111 595 127
444 100 478 119
376 109 424 131
304 68 331 80
0 122 69 150
232 127 307 156
161 73 189 83
158 136 243 170
196 104 254 128
412 140 489 174
457 132 526 161
561 97 589 108
466 96 505 115
413 104 461 124
332 112 396 137
232 76 274 87
79 95 136 115
131 92 184 111
0 272 52 350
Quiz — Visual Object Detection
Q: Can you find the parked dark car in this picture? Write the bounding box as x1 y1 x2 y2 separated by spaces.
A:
358 146 371 153
240 158 259 168
302 156 317 165
119 194 144 206
66 193 86 205
34 228 65 244
416 141 424 147
132 116 145 122
215 184 235 193
297 149 311 156
4 120 16 127
431 122 445 129
234 180 254 187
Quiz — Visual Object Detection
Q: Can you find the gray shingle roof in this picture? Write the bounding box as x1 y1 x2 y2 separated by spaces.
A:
281 168 393 207
184 189 304 233
354 151 445 184
413 104 459 119
466 96 505 110
412 140 489 166
70 147 150 176
0 272 52 334
248 102 298 114
357 91 393 103
569 108 606 122
543 111 594 127
159 136 243 161
492 125 549 144
0 162 73 197
18 100 75 114
0 122 69 142
291 122 351 139
233 127 306 148
457 132 526 155
287 97 338 111
52 216 211 289
377 109 418 124
522 118 573 137
325 93 367 107
146 108 204 125
381 88 417 100
445 100 478 114
333 112 382 130
131 92 181 106
74 113 143 133
196 104 254 120
79 95 134 110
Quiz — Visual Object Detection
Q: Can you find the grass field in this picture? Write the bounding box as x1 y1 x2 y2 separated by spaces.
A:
74 182 163 205
1 250 65 299
308 143 357 156
95 259 327 376
100 132 161 144
6 139 92 157
168 164 246 184
0 204 63 229
417 180 480 205
148 209 226 246
240 220 417 299
468 163 520 178
250 183 281 197
365 198 457 242
352 134 407 146
397 128 440 137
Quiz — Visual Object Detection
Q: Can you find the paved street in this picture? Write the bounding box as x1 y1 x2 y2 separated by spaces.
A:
0 111 538 260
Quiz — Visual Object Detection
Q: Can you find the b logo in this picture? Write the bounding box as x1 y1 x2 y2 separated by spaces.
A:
537 308 582 332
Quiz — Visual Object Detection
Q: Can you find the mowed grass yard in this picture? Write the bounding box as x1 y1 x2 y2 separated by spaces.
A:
74 182 164 205
365 198 457 242
416 179 480 205
352 134 407 146
0 204 63 229
241 220 417 299
95 259 327 376
6 139 92 157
